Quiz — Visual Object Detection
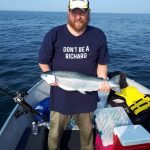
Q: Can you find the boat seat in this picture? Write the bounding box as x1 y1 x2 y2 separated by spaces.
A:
15 127 48 150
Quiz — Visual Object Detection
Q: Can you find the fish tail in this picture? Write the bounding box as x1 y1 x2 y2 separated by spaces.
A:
110 75 120 92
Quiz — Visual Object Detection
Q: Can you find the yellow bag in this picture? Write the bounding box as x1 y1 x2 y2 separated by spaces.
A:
115 86 150 115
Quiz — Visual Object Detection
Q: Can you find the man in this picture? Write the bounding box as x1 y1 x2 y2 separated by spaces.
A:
39 0 110 149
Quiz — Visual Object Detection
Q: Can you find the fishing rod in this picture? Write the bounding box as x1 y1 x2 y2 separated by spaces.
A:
0 85 47 122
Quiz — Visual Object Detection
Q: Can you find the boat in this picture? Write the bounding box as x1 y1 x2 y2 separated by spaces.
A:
0 77 150 150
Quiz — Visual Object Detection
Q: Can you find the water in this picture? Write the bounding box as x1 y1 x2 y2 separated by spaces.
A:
0 11 150 129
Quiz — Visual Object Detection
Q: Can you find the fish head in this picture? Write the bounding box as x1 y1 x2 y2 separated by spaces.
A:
40 72 56 84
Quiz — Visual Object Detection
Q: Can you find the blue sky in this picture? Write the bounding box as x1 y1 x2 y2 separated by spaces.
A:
0 0 150 14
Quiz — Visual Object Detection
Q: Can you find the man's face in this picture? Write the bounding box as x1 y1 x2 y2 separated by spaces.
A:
68 8 90 32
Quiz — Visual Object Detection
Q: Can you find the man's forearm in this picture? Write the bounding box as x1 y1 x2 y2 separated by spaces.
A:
97 64 108 79
39 63 50 72
97 64 110 92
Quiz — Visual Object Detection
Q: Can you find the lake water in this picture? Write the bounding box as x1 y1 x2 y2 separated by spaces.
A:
0 11 150 128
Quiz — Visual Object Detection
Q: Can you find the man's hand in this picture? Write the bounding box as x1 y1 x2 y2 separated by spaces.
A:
39 63 58 86
50 81 58 86
98 80 110 93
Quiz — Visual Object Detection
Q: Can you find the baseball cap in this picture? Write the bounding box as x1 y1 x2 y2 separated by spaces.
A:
68 0 89 10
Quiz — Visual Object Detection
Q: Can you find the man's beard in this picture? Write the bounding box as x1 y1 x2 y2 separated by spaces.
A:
68 16 89 32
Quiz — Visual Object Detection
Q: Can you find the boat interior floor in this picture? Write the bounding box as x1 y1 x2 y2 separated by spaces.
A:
15 126 97 150
15 126 48 150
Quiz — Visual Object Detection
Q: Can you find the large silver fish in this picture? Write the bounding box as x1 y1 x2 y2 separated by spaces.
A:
41 71 120 94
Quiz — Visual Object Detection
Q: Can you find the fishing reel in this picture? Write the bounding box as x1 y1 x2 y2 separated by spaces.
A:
13 91 29 118
13 91 28 103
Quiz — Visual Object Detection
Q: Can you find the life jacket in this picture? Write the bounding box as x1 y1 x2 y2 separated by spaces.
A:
115 86 150 115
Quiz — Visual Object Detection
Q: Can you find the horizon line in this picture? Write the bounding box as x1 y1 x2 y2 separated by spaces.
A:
0 9 150 15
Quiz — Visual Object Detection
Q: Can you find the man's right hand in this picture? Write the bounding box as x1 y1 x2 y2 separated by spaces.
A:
50 81 58 86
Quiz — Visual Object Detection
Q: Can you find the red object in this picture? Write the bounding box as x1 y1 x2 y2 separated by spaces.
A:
95 134 113 150
95 131 150 150
113 134 150 150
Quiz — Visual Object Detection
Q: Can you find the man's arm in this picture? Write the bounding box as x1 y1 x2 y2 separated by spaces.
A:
39 63 50 72
97 64 110 92
97 64 108 79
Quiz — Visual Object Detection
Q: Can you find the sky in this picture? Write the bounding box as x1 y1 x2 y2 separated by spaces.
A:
0 0 150 14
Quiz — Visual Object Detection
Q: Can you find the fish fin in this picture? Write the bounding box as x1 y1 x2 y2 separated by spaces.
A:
78 90 86 95
58 84 74 91
110 75 121 92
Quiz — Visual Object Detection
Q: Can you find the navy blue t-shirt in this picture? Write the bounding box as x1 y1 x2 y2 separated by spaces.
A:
39 24 109 115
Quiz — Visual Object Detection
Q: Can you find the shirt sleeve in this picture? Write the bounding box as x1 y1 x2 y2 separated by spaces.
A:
98 32 109 64
38 30 56 64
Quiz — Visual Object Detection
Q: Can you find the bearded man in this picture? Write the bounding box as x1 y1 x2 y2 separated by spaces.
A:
39 0 110 149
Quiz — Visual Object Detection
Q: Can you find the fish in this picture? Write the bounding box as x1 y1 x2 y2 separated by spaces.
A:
41 71 120 94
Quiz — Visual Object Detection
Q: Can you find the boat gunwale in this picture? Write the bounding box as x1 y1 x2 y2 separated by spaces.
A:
0 80 43 135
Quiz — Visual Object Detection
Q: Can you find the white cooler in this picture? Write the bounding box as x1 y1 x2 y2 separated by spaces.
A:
113 125 150 150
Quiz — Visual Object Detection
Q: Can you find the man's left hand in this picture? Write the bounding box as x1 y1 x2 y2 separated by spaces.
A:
98 81 110 93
